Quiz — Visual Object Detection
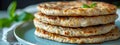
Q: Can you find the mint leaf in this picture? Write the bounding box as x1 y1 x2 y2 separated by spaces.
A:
90 3 97 8
0 0 17 29
7 1 17 18
0 18 13 28
18 12 34 22
81 3 97 8
0 0 34 29
14 15 19 22
9 14 19 22
81 4 90 8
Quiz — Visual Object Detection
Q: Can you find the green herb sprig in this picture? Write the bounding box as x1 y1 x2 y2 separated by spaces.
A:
81 3 97 8
0 0 34 28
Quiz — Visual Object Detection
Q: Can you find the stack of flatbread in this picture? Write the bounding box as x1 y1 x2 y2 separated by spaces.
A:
33 1 120 44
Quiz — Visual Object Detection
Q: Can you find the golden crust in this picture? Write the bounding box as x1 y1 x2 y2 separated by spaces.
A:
35 27 120 44
38 1 117 16
34 12 117 27
34 18 115 36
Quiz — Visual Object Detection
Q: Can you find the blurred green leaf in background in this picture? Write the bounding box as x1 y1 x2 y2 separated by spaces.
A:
0 0 34 29
18 12 34 21
7 1 17 18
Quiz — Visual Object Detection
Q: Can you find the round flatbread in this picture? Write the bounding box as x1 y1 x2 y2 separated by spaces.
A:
34 19 115 36
34 12 117 27
37 1 117 16
35 27 120 44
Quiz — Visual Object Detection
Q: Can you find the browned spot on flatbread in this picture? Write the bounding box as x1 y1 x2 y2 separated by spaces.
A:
64 32 70 35
84 30 97 34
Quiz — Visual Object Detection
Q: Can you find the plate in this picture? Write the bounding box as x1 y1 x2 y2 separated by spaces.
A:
14 21 120 45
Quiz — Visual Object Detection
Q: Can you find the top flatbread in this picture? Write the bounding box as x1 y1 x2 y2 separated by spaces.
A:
38 1 116 16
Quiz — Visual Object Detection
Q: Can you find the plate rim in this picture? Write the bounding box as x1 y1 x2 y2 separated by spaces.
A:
13 22 35 45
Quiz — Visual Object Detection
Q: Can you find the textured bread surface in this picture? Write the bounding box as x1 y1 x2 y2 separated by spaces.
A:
34 12 117 27
35 27 120 44
34 19 115 36
38 1 116 16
